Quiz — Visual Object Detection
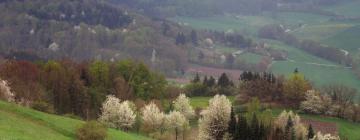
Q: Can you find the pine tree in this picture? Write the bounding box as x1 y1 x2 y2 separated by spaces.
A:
291 127 296 140
218 73 231 87
285 116 294 140
207 76 216 87
228 107 237 139
250 113 259 140
203 76 208 86
235 115 248 140
307 124 315 139
192 73 200 83
191 30 198 46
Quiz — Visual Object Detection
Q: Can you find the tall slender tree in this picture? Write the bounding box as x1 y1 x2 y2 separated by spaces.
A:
228 107 237 138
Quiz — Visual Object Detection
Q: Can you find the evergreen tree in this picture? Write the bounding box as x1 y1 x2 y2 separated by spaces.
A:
291 127 296 140
207 76 216 87
203 76 208 86
192 73 200 83
285 116 294 140
191 30 198 46
307 124 315 139
228 107 237 138
235 115 248 140
218 73 231 87
250 113 259 140
176 32 186 45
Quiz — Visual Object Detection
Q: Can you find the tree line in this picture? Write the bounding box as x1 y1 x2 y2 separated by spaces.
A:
0 59 167 119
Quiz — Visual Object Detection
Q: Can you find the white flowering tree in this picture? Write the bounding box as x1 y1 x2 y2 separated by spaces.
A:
0 79 14 102
141 102 166 134
99 95 136 130
173 94 195 119
198 94 231 140
167 111 189 140
275 110 307 139
300 90 326 114
311 132 340 140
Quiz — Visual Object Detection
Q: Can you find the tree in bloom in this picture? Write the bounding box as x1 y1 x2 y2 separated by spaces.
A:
198 94 232 140
173 94 195 119
0 79 14 102
300 90 327 114
141 102 166 134
167 111 189 140
311 132 340 140
275 110 307 139
99 95 136 130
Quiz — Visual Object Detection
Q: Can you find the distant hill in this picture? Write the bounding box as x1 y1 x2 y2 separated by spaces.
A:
0 100 151 140
0 0 188 75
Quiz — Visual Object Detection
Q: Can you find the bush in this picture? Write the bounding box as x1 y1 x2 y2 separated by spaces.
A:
63 114 82 120
31 101 54 113
76 121 107 140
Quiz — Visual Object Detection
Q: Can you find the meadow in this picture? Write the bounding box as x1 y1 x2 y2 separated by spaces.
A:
0 101 151 140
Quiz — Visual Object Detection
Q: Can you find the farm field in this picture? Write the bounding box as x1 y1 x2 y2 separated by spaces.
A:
321 0 360 17
170 15 276 36
323 25 360 53
263 40 360 91
0 101 151 140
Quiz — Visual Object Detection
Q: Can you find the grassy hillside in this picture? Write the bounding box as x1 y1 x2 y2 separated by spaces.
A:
266 40 360 91
321 0 360 17
323 25 360 53
0 101 151 140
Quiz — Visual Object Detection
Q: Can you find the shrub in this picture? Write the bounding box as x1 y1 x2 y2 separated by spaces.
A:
31 101 54 113
76 121 107 140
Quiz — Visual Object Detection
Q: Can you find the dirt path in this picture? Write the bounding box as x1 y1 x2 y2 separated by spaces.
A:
286 58 351 69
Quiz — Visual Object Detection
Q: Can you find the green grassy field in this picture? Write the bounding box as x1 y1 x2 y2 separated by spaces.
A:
190 96 235 108
170 15 276 35
323 25 360 53
237 52 263 64
321 0 360 17
265 40 360 91
0 101 151 140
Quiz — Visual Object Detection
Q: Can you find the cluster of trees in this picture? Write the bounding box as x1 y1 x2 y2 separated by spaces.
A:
239 70 312 108
300 87 360 122
0 59 166 119
258 24 352 66
197 95 339 140
0 0 188 75
111 0 349 18
23 0 132 29
98 94 194 140
203 30 255 49
185 73 235 96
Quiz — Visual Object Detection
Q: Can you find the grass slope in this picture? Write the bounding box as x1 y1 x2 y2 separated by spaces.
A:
0 101 151 140
266 40 360 91
322 0 360 17
323 25 360 53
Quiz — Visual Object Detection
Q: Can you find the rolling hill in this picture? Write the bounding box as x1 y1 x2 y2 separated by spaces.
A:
0 101 151 140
